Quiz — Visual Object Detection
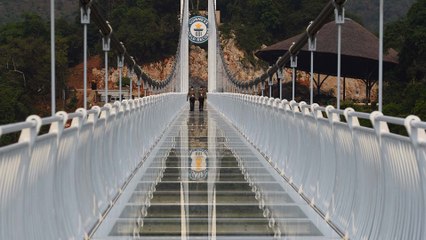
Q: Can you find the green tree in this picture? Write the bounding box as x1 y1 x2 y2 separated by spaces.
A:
399 0 426 82
382 0 426 120
0 13 69 123
109 0 179 63
218 0 330 55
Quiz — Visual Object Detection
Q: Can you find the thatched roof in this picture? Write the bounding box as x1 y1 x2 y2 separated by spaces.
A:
255 19 398 80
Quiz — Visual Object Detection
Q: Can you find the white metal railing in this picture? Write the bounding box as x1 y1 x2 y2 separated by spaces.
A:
208 93 426 239
0 93 186 240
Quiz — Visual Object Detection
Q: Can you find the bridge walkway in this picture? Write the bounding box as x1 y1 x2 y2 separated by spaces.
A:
93 103 339 239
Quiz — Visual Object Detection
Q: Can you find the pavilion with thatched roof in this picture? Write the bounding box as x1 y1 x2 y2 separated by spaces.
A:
255 18 398 103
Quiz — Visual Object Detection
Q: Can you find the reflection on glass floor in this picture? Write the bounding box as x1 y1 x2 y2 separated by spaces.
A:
93 104 340 239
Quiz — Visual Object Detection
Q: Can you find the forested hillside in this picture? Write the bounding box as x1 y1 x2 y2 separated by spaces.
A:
0 0 77 23
1 0 414 33
346 0 415 31
217 0 332 57
382 0 426 120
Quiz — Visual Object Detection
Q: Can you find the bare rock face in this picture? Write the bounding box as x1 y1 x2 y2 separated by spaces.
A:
142 57 175 80
186 37 264 85
221 37 264 81
87 37 377 103
90 56 175 92
189 45 208 82
90 38 263 90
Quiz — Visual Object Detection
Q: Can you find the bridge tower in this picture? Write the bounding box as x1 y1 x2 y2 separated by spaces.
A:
180 0 189 93
208 0 217 93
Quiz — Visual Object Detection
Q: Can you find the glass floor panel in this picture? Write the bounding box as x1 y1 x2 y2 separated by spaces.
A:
93 104 340 239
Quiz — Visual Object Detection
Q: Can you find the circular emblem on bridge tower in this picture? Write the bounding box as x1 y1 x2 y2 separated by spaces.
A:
188 16 209 44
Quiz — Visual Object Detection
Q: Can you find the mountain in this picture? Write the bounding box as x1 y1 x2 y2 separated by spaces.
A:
0 0 416 29
0 0 78 24
346 0 415 32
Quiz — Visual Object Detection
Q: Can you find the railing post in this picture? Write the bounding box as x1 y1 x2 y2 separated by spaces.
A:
19 115 42 148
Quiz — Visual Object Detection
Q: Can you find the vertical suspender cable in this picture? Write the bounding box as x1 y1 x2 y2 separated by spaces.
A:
104 50 108 102
102 31 111 103
335 5 344 110
208 0 217 92
337 24 341 109
81 6 90 109
129 70 133 99
307 21 316 105
138 79 141 98
277 68 283 100
51 0 55 115
84 24 87 108
117 45 125 101
290 51 297 101
129 57 136 100
118 56 123 101
292 66 296 100
378 0 384 112
310 50 314 105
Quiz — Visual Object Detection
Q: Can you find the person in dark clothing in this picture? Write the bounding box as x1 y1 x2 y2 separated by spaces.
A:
198 87 205 111
187 86 196 111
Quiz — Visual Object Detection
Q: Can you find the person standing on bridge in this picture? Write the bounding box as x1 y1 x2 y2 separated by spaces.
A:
187 86 196 111
198 87 205 111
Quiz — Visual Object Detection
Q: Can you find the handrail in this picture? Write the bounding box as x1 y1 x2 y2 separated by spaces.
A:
347 111 371 120
208 93 426 239
0 93 186 239
375 114 406 126
0 122 36 135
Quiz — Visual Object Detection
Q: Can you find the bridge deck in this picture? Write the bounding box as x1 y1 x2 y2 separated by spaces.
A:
93 104 339 239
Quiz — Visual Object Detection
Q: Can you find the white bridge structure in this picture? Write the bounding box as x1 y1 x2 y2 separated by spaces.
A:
1 0 425 239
